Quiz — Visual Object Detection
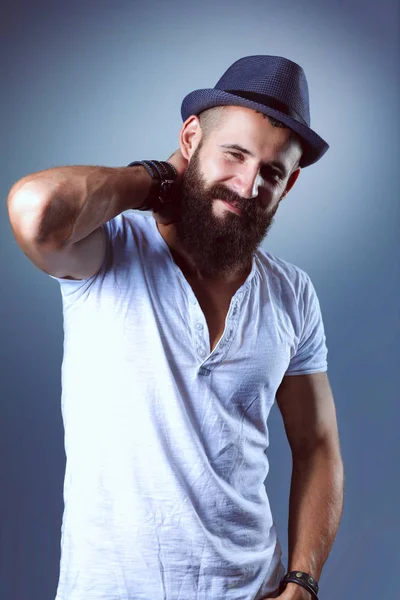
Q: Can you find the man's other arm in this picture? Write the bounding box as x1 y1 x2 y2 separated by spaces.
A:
275 371 344 597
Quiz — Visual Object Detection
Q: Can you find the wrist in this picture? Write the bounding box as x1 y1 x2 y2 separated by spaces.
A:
126 160 178 212
282 582 312 600
122 165 154 211
280 569 319 599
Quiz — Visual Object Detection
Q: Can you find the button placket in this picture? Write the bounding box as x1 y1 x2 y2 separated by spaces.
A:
227 298 241 340
195 319 206 358
188 298 208 361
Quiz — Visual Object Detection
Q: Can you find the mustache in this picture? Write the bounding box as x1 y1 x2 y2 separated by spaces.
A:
208 184 251 210
208 184 263 216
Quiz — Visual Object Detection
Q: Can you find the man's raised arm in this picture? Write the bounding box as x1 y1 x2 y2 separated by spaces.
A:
6 164 153 280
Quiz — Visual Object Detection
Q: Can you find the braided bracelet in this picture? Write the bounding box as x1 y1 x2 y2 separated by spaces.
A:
127 160 178 212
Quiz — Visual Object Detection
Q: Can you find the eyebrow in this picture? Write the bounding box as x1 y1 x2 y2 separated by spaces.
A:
219 144 288 177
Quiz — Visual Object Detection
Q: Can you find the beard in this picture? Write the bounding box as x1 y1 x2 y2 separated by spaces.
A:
175 144 280 278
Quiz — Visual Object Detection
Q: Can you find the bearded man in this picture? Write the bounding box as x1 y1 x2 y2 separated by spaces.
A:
7 55 344 600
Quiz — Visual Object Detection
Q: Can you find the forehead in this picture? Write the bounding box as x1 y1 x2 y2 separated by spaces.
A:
205 105 300 169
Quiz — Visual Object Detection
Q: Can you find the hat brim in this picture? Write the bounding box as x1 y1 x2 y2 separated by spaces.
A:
181 89 329 168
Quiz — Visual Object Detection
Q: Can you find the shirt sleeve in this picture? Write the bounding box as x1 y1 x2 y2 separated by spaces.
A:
46 216 121 305
47 220 108 279
285 273 328 376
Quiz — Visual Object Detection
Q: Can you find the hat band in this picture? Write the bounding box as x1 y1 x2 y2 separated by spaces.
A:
225 90 308 127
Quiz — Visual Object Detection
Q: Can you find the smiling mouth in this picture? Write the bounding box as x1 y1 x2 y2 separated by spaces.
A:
218 199 242 215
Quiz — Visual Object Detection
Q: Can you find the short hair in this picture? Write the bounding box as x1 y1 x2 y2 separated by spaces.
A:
198 105 302 169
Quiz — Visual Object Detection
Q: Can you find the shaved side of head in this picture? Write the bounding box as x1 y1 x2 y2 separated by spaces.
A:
198 105 303 171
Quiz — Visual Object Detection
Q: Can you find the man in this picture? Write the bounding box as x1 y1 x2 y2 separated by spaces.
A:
7 56 344 599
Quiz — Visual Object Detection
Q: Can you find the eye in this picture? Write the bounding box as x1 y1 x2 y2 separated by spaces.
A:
261 167 282 182
227 151 244 161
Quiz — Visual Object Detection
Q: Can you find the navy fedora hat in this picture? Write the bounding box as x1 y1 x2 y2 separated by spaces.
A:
181 55 329 168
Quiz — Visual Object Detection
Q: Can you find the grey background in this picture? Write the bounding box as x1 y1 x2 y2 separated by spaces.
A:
1 0 399 598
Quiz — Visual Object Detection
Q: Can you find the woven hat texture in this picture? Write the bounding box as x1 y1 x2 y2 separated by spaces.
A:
181 55 329 168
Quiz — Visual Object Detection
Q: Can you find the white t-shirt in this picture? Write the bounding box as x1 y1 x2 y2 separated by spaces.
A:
49 212 328 600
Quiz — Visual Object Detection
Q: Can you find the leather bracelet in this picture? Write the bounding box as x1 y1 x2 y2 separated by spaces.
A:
279 571 319 599
127 160 178 212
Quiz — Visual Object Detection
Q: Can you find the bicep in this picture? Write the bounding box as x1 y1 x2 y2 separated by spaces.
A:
12 212 107 281
42 226 107 280
276 372 340 457
8 181 107 281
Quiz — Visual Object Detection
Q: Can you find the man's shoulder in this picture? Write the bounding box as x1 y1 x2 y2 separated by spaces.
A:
255 247 310 287
108 210 153 229
104 210 155 241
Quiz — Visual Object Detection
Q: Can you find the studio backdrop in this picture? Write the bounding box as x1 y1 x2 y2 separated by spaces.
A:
1 1 399 599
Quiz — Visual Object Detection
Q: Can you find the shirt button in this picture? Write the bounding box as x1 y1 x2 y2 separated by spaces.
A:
190 297 197 305
198 349 206 358
195 322 204 331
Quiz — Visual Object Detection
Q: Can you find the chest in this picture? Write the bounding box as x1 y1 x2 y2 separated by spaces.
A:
189 284 236 352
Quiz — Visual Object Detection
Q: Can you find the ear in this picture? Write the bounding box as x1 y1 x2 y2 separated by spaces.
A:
180 115 202 161
282 166 301 199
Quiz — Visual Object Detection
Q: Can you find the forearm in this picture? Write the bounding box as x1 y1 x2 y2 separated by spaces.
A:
286 443 344 582
7 164 151 248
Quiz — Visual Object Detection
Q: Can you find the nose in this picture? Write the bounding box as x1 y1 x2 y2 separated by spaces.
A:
231 167 263 200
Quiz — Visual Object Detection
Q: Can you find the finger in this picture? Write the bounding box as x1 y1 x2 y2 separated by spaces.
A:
166 149 180 161
165 149 188 181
